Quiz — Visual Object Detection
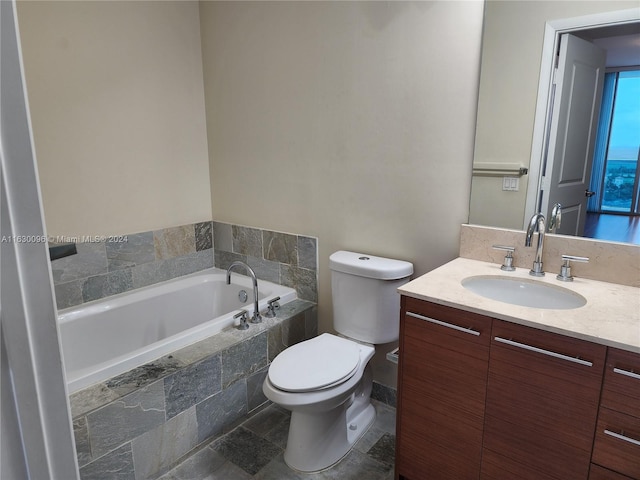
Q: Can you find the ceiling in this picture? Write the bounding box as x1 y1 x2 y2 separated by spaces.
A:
575 22 640 67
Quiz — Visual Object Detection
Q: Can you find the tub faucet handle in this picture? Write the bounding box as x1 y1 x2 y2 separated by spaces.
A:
265 296 281 318
234 310 250 330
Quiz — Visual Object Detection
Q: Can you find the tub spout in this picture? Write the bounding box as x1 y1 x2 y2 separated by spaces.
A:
49 242 77 261
226 261 262 324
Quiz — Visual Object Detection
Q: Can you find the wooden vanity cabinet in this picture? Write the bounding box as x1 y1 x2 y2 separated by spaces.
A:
591 348 640 479
481 320 607 480
395 297 492 480
395 295 627 480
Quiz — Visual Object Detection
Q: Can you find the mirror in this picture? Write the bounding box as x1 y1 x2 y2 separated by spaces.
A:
470 2 640 245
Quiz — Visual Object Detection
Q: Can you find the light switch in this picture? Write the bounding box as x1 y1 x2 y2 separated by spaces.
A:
502 177 519 191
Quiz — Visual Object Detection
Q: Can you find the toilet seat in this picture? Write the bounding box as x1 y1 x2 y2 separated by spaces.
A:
268 333 362 393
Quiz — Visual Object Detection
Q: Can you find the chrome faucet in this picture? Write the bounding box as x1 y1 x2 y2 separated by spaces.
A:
525 213 546 276
226 261 262 323
548 203 562 234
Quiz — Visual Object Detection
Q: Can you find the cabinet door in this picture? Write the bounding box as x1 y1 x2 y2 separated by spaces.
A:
481 320 607 480
395 297 491 480
592 348 640 479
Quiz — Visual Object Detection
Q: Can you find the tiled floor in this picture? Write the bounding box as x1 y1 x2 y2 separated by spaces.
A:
157 401 396 480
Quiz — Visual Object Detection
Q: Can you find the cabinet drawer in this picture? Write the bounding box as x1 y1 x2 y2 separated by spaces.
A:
592 407 640 479
601 348 640 418
490 320 606 385
589 464 635 480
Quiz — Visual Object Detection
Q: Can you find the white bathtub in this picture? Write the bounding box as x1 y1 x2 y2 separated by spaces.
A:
58 268 297 394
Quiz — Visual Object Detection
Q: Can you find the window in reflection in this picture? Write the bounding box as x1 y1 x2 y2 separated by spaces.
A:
590 69 640 214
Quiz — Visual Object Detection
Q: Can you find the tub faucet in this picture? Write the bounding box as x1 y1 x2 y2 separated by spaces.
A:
226 261 262 324
525 213 546 277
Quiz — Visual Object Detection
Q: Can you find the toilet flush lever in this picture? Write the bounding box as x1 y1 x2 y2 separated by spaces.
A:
492 245 515 271
557 255 589 282
265 297 281 318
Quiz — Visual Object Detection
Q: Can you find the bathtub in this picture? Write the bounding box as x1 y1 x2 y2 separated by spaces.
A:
58 268 297 394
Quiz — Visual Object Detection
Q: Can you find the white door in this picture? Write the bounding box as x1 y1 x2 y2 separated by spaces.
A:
542 33 606 236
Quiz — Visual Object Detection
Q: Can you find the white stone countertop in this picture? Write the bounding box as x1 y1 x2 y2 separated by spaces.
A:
398 257 640 354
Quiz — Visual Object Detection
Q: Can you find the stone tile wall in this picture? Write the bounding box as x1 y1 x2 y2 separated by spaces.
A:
72 300 317 480
51 221 319 308
213 221 318 303
51 222 214 309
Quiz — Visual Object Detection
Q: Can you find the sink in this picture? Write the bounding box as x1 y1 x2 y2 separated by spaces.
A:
461 276 587 310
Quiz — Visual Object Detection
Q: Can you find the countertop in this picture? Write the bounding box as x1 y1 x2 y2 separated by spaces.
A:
398 257 640 353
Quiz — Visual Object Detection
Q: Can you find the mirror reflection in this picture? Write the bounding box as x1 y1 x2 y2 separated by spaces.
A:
470 2 640 245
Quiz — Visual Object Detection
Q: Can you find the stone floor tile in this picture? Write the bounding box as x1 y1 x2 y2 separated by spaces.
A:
156 444 251 480
371 402 397 434
315 449 392 480
367 433 396 467
242 405 289 438
253 453 309 480
158 403 396 480
354 425 385 454
212 427 283 475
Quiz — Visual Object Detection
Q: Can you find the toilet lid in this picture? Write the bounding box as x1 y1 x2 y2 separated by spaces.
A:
268 333 361 392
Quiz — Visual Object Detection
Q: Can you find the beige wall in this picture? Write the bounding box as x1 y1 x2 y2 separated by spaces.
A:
17 1 211 237
200 1 484 385
470 0 639 230
17 0 485 388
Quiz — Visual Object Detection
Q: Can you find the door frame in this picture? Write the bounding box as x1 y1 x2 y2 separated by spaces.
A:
524 7 640 230
1 0 79 477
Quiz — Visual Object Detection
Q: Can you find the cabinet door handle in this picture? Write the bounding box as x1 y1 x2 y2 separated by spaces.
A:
604 429 640 447
494 337 593 367
613 367 640 381
406 312 480 336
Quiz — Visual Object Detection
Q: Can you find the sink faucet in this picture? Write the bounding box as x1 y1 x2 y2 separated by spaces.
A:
548 203 562 234
226 261 262 323
525 213 546 277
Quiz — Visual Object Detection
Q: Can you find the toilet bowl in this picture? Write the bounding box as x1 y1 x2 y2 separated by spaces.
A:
263 251 413 473
263 333 376 472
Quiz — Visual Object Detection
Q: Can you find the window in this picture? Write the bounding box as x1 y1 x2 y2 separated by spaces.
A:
589 69 640 214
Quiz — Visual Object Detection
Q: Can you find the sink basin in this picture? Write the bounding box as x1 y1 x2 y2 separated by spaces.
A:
461 275 587 310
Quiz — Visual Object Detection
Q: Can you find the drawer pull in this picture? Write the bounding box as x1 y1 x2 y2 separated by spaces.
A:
406 312 480 336
604 429 640 447
494 337 593 367
613 367 640 381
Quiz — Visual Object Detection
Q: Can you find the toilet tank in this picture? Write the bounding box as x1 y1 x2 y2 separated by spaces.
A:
330 251 413 344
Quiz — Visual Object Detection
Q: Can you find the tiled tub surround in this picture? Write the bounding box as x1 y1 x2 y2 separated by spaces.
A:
51 222 215 309
71 300 317 480
212 221 318 303
51 221 318 309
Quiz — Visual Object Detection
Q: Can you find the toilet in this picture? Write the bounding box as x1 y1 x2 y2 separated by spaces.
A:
263 250 413 472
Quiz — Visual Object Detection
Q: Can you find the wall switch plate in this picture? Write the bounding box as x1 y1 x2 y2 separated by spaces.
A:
502 176 519 191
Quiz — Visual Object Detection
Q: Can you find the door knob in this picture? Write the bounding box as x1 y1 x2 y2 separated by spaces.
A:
585 189 596 197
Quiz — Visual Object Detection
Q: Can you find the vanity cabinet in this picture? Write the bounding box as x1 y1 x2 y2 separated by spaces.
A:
395 297 491 480
591 348 640 479
396 296 639 480
481 320 606 480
